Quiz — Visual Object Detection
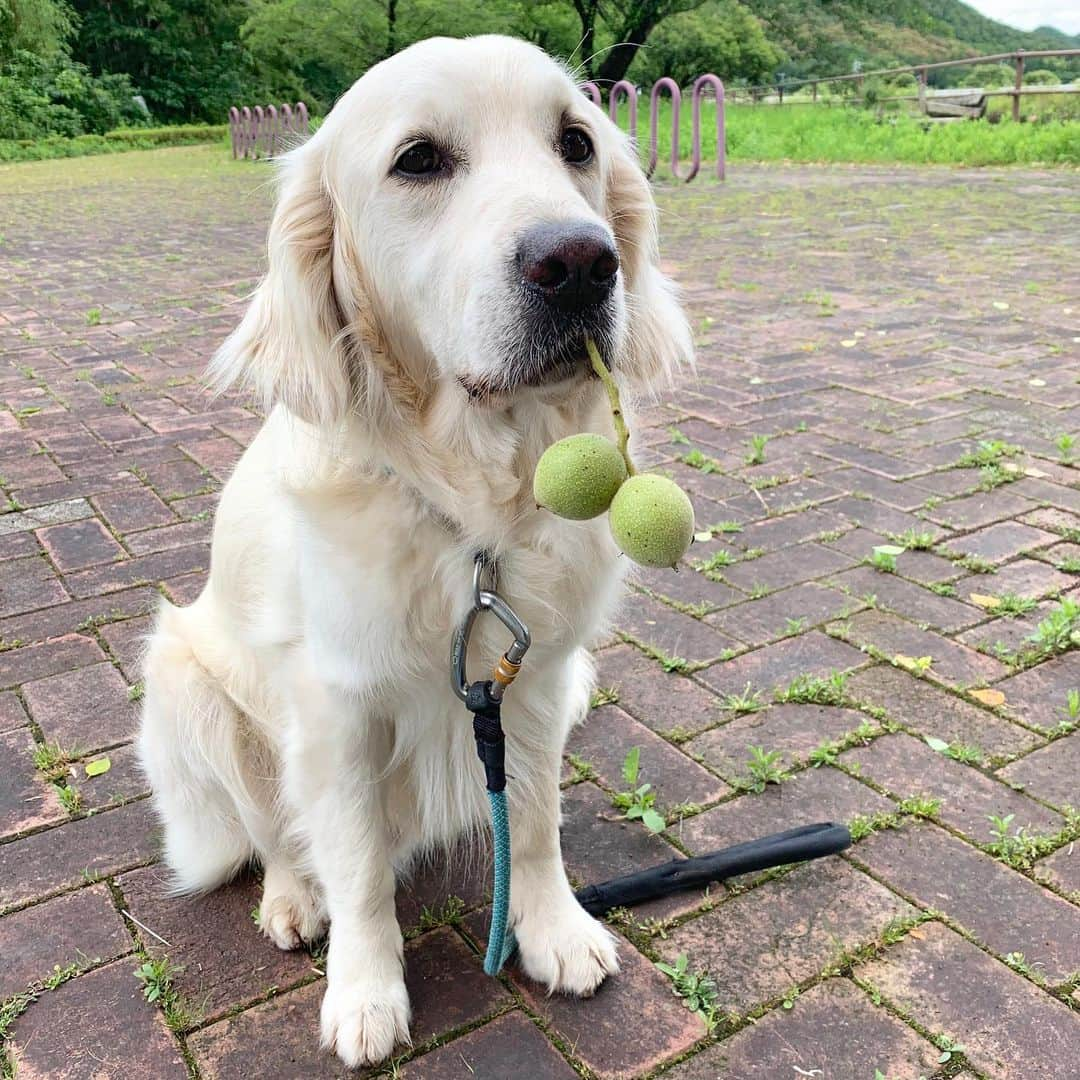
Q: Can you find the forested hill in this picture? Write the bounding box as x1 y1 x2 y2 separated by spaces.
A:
722 0 1079 80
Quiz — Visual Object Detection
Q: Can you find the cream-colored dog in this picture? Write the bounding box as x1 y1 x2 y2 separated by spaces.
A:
138 34 691 1067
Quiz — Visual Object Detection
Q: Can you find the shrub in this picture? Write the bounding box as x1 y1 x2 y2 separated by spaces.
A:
0 123 227 162
0 50 146 140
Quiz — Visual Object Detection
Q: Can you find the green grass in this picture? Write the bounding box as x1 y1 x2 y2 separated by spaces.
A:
639 102 1080 169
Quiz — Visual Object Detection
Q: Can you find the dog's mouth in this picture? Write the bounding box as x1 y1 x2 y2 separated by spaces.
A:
459 331 615 403
459 299 618 403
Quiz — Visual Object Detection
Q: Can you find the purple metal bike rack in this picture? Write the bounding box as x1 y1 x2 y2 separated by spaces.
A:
229 102 310 159
580 81 602 106
648 78 681 179
686 74 725 182
609 80 639 148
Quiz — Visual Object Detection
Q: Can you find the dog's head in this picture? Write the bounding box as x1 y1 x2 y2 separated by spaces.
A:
212 35 691 429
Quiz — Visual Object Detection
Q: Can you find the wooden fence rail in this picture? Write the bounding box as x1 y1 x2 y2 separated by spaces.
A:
729 48 1080 123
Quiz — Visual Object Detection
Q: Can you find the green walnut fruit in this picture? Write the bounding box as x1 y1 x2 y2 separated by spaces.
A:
609 474 695 568
534 433 628 521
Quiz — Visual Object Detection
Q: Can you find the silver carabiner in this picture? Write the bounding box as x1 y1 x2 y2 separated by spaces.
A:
451 553 531 702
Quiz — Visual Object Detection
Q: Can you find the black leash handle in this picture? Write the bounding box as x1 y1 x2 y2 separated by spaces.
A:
574 822 851 916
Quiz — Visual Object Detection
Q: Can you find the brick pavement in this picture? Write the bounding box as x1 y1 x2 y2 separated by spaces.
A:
1 147 1079 1078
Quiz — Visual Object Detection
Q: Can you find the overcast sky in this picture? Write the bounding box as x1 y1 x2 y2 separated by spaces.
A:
966 0 1080 34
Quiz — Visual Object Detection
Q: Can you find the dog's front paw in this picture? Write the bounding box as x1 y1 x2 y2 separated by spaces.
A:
320 976 411 1068
516 904 619 997
258 868 327 951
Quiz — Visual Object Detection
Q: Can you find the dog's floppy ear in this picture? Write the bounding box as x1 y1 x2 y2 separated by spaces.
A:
606 137 694 389
209 141 354 426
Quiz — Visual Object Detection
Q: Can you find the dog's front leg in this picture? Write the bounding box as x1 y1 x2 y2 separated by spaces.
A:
281 679 409 1068
509 749 619 995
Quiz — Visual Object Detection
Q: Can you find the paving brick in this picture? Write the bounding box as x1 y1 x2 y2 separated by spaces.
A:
846 664 1041 759
23 660 136 752
0 553 68 616
396 842 492 931
594 644 722 736
0 884 130 999
999 731 1080 809
856 822 1080 980
663 977 939 1079
61 542 209 598
516 939 705 1079
828 496 947 540
189 929 510 1078
636 564 741 615
0 632 103 689
859 922 1080 1079
162 567 208 604
828 565 983 631
718 543 854 594
0 727 66 838
402 1012 578 1080
726 508 851 554
992 652 1080 732
7 957 188 1079
723 477 838 518
616 593 740 667
98 614 151 680
568 705 729 808
842 732 1062 842
661 861 913 1015
142 457 216 500
125 517 213 555
706 582 862 646
695 631 867 698
94 485 177 533
1035 845 1080 897
0 497 92 536
0 690 29 732
687 703 869 783
678 766 893 855
940 520 1058 564
926 489 1038 530
953 557 1075 602
78 742 148 809
817 466 935 511
37 517 125 572
0 800 157 911
839 609 1007 687
0 585 158 645
1010 475 1080 514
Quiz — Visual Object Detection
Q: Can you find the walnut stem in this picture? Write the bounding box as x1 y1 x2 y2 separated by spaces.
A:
586 338 635 477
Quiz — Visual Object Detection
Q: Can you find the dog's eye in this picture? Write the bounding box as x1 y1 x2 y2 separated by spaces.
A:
559 128 593 165
395 142 442 177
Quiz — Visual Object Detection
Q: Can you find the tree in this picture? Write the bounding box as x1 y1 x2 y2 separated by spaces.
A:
595 1 708 85
628 1 783 87
0 0 73 62
69 0 256 122
243 0 526 113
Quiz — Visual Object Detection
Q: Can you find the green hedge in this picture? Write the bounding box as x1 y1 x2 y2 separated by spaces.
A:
0 124 228 163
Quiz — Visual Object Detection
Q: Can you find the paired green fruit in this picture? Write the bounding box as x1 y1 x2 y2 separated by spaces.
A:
534 434 694 569
609 474 695 569
533 433 628 520
533 337 694 569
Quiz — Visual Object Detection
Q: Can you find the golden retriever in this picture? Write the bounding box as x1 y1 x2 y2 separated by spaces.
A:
138 34 691 1068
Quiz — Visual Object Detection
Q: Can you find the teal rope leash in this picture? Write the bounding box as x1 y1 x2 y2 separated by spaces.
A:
465 678 520 977
485 788 516 975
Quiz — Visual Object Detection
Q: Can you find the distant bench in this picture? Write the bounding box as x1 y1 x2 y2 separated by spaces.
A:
922 88 987 120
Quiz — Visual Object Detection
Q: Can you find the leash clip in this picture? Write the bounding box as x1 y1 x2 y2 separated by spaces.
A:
451 552 531 703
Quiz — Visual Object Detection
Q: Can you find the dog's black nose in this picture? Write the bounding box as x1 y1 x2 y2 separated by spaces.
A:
518 221 619 313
